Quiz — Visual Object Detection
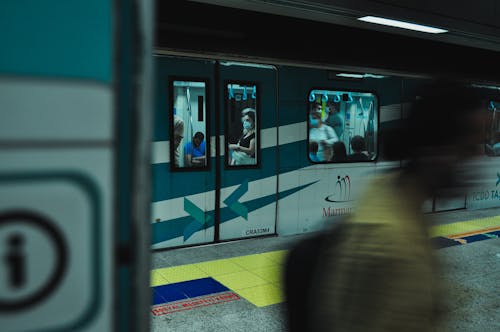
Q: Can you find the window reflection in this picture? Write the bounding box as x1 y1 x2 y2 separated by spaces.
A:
485 101 500 156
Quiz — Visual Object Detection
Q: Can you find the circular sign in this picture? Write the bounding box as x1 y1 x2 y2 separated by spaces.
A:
0 210 67 311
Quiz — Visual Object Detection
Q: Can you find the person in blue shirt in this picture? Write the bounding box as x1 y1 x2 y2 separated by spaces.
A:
184 131 206 167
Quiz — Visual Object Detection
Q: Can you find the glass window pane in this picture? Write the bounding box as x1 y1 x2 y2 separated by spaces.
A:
485 100 500 156
171 80 208 169
226 83 259 167
308 89 378 163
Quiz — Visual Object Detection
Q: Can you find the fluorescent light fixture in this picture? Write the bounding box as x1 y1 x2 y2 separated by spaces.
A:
358 16 448 34
471 84 500 91
337 73 364 79
336 73 386 79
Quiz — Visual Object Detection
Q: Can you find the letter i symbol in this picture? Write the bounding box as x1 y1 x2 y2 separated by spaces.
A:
5 233 26 289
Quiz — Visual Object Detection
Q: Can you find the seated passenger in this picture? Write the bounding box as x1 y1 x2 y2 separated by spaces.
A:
184 131 206 167
309 141 320 162
309 108 339 161
331 141 348 162
229 108 257 165
348 135 369 161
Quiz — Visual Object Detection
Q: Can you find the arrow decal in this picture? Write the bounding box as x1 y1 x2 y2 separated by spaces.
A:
184 197 212 241
152 180 319 245
223 179 248 220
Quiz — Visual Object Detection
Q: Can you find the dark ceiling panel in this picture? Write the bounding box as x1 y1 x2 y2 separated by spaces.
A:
156 1 500 82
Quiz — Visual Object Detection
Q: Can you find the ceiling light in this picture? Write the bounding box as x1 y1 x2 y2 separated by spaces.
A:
358 16 448 34
336 73 386 79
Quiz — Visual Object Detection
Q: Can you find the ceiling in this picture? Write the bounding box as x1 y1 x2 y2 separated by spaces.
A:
155 1 500 83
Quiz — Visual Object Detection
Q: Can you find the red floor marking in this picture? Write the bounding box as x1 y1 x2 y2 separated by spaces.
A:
448 225 500 238
151 291 240 316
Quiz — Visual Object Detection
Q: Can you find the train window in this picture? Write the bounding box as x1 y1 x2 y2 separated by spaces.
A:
485 100 500 157
225 82 260 168
307 89 378 163
170 79 209 170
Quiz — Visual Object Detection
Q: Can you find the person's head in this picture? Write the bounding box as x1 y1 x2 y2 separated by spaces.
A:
350 135 365 153
241 108 256 131
173 115 184 149
309 110 322 128
327 101 338 114
193 132 204 147
311 102 322 112
398 79 484 193
333 141 347 157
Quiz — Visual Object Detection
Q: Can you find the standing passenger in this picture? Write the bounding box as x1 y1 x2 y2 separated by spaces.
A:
309 108 339 161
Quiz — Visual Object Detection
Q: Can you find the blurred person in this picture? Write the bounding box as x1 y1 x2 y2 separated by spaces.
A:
229 108 256 165
325 102 344 139
331 141 347 162
173 115 184 167
184 131 206 167
348 135 369 161
309 108 339 161
285 79 484 332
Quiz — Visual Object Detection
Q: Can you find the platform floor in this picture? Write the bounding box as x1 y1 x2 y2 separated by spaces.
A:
150 207 500 332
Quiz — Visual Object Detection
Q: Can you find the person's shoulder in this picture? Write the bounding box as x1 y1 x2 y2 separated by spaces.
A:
324 123 335 131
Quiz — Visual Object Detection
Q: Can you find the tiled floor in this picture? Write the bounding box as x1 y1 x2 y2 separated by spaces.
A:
151 208 500 332
151 213 500 309
151 250 287 307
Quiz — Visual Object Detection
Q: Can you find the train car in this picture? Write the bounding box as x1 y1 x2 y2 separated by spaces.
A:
150 53 500 250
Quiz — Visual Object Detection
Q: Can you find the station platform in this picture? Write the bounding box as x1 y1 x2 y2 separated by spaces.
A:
150 207 500 332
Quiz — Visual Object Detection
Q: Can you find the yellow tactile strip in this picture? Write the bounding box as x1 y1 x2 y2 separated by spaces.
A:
152 216 500 307
429 215 500 238
151 250 288 307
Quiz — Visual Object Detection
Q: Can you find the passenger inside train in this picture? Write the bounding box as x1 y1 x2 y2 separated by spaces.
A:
331 141 348 162
308 91 377 162
172 115 184 168
184 131 206 167
308 105 338 162
171 80 208 169
226 83 259 166
348 135 369 161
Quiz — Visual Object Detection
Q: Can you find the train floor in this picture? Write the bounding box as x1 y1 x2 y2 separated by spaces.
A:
150 207 500 332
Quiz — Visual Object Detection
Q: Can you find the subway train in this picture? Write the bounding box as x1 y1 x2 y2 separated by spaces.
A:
150 53 500 250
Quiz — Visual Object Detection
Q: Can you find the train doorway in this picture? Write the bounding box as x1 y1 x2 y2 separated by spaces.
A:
216 61 278 242
152 56 278 249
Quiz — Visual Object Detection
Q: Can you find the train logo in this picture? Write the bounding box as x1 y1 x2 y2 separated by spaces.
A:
325 175 353 203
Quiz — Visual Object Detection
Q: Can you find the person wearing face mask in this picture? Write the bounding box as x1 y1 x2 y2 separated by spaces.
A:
309 106 339 161
229 108 257 165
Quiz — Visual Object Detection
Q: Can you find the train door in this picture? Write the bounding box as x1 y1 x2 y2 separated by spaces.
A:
217 62 278 241
151 57 278 249
152 56 217 249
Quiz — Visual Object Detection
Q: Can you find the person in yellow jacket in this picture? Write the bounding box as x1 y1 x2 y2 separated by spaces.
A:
285 80 484 332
